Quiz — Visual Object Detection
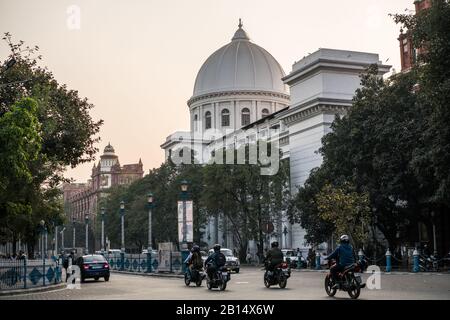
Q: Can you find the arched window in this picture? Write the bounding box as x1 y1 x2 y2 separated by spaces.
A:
221 109 230 127
205 111 212 129
241 108 250 126
194 114 198 131
261 108 270 118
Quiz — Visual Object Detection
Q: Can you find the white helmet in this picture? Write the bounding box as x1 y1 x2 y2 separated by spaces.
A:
340 234 349 243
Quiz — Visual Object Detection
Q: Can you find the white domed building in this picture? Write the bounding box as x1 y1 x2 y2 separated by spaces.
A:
161 21 391 252
161 21 290 162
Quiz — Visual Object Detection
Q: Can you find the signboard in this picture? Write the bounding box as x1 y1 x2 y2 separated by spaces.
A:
177 200 193 243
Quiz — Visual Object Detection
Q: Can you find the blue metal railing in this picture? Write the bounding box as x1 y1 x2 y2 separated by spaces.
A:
0 258 62 291
103 251 182 274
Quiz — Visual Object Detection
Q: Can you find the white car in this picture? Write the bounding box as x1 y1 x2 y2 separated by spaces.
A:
208 248 240 273
282 249 307 268
142 249 158 256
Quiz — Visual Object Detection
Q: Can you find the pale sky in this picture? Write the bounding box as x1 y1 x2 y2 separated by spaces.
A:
0 0 414 182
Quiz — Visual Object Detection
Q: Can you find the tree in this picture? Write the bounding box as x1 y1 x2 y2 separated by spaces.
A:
202 143 291 262
316 183 371 250
0 34 102 254
287 168 334 246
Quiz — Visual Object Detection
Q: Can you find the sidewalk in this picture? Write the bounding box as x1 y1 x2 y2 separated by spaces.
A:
0 283 67 297
110 270 183 278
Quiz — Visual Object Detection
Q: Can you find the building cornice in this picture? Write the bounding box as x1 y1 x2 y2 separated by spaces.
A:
281 103 349 126
282 59 391 85
187 90 290 107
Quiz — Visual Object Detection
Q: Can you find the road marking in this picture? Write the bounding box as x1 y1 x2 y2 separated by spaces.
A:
236 281 249 284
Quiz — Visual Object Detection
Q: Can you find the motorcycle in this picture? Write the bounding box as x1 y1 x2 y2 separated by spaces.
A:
206 264 230 291
324 259 366 299
184 265 206 287
419 254 439 272
264 261 290 289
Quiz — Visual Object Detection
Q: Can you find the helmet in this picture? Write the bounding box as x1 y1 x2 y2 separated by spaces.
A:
271 241 279 248
191 245 200 253
340 235 350 243
213 244 221 252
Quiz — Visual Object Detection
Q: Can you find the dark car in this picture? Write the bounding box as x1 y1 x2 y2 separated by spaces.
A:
76 254 110 282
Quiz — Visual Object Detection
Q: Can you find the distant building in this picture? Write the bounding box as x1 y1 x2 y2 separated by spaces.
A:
398 0 432 72
63 143 144 223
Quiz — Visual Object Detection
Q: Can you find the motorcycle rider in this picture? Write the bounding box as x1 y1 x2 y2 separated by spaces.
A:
184 244 203 280
204 244 226 280
264 241 284 275
326 234 355 288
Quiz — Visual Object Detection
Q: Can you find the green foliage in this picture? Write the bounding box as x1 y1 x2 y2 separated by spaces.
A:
316 183 370 249
0 34 102 253
202 143 291 261
0 98 41 219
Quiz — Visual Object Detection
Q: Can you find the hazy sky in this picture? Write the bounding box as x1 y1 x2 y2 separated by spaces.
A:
0 0 414 182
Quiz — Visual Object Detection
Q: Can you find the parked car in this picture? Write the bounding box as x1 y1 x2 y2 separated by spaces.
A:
208 248 240 273
102 249 122 256
75 254 110 282
282 249 307 268
142 249 158 256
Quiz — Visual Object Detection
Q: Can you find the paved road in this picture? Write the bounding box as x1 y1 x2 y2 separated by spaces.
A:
1 267 449 300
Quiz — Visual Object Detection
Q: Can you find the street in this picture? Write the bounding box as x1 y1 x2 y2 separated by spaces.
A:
1 267 449 300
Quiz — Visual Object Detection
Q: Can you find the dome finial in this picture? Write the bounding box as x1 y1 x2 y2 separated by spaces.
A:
232 19 250 41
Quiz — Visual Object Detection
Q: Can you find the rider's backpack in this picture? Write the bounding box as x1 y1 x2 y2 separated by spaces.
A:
215 252 226 267
192 252 203 268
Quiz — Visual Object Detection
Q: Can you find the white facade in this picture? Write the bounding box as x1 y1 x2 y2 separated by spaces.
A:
161 23 391 251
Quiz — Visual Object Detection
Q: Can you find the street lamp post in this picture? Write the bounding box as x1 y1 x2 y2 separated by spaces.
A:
60 227 66 252
85 214 89 254
54 224 58 257
120 201 125 271
431 211 437 256
147 193 154 273
39 220 45 258
282 226 288 249
120 201 125 252
180 180 190 273
72 217 76 250
101 207 106 253
147 193 154 251
39 220 46 286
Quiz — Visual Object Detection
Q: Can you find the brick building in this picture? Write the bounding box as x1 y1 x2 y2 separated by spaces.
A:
398 0 432 72
63 143 144 223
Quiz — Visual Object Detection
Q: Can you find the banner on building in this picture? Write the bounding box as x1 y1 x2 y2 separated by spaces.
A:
177 200 193 243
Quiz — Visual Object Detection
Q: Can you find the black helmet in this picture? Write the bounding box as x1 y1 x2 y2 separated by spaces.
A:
191 245 200 253
213 244 221 252
271 241 279 248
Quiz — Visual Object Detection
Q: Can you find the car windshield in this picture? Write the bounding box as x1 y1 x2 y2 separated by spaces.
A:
83 255 106 263
283 250 295 256
221 249 233 256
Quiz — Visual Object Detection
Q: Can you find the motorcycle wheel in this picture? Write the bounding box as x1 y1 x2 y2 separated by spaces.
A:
196 279 202 287
206 279 212 290
324 274 337 297
279 276 287 289
219 281 227 291
263 271 271 288
184 273 191 286
347 275 361 299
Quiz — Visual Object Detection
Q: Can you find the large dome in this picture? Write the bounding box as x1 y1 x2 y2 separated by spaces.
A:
192 21 288 97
